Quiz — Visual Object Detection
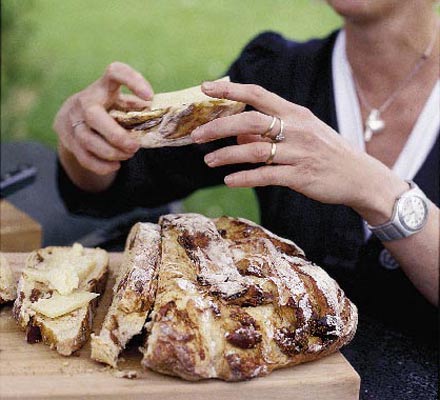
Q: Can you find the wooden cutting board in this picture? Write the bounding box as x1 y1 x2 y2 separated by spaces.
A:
0 252 360 400
0 201 42 252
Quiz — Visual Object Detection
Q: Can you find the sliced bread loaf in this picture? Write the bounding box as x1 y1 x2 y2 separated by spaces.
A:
12 244 109 356
91 223 161 367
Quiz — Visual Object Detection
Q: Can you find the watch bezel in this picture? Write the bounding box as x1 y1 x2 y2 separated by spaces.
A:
397 194 428 232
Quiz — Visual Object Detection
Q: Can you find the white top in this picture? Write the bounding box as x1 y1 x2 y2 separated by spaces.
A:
332 30 440 239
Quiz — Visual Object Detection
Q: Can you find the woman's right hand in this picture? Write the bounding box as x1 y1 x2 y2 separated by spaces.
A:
54 62 153 183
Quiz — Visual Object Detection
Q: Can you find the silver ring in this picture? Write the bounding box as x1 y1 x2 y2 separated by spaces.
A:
274 118 285 143
265 142 277 165
261 115 277 138
71 120 86 130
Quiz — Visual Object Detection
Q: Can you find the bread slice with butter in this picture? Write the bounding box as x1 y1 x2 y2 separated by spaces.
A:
91 223 161 367
0 253 17 304
110 77 245 148
12 244 109 356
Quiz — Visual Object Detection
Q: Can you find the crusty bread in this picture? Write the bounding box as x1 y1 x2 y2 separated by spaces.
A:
110 77 245 148
91 223 161 367
140 214 357 381
12 244 109 356
0 253 16 304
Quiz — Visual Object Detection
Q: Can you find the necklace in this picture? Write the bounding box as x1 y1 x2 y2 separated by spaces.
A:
351 23 439 142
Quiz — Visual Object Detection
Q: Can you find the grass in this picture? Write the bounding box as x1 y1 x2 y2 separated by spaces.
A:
1 0 341 221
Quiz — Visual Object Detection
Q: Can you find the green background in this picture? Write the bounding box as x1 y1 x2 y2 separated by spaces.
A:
1 0 341 221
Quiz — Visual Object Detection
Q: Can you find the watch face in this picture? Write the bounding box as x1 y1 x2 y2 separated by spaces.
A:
398 195 428 231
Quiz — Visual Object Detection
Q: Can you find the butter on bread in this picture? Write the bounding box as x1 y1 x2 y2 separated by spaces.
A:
30 291 100 319
13 244 108 356
22 243 97 295
110 77 245 148
0 253 16 304
91 223 161 367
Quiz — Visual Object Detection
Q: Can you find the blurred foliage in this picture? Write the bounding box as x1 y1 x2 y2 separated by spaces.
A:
1 0 41 140
0 0 341 221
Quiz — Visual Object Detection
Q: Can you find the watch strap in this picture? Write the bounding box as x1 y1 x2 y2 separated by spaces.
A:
369 222 407 241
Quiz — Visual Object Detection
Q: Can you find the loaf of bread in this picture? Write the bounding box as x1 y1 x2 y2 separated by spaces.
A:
13 244 108 356
140 214 358 381
91 223 161 367
0 253 16 304
110 77 245 148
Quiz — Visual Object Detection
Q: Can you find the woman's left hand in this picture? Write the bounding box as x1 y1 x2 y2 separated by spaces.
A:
191 80 407 223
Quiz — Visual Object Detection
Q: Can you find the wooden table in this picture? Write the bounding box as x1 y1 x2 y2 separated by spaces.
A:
0 200 42 252
0 252 360 400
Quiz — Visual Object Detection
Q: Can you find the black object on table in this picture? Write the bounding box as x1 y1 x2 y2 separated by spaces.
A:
1 141 438 400
0 163 37 198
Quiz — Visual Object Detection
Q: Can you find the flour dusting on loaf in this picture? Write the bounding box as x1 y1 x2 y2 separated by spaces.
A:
140 214 358 381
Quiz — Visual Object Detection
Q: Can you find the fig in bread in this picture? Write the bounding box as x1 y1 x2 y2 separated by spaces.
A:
140 214 358 381
110 77 245 148
12 244 108 356
91 223 161 367
0 253 16 304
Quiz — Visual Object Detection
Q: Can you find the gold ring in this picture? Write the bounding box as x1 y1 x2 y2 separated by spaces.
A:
261 115 277 138
265 142 277 165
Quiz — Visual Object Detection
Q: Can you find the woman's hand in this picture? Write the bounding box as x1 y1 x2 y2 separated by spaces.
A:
54 62 153 180
192 80 408 224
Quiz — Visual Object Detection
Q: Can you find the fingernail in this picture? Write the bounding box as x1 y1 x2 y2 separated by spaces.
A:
142 88 152 99
202 81 214 91
204 154 216 166
191 130 203 143
224 175 234 185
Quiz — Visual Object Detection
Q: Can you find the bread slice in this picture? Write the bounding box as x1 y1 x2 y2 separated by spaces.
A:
110 77 245 148
91 223 161 367
140 214 357 381
0 253 17 304
12 244 109 356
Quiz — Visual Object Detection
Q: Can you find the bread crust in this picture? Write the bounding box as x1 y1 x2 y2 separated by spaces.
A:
111 99 245 148
0 253 16 304
91 223 161 367
110 77 244 149
141 214 358 381
12 246 109 356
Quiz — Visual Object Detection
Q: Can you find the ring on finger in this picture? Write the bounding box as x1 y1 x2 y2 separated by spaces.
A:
265 142 277 165
71 119 86 133
273 118 285 143
261 115 277 138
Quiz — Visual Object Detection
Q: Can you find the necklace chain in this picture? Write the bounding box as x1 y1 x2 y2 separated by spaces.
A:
350 21 439 142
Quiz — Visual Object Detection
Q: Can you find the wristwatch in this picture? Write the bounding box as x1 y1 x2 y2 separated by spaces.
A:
368 181 429 241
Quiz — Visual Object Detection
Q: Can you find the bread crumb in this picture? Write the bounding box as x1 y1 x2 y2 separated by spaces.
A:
112 369 138 379
62 361 69 367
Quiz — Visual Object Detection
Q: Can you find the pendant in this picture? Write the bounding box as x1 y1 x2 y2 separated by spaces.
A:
364 109 385 142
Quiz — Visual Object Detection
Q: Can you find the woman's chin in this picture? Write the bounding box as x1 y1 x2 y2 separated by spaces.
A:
325 0 400 22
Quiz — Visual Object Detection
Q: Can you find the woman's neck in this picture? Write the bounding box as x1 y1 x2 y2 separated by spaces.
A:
345 4 439 91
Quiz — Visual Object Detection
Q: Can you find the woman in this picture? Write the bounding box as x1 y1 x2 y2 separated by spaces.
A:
54 0 439 336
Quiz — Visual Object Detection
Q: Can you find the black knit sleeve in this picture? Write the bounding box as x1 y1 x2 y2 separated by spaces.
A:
57 32 291 217
227 31 297 96
57 140 239 217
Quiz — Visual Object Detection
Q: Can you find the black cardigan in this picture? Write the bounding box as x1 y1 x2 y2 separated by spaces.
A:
58 31 439 339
